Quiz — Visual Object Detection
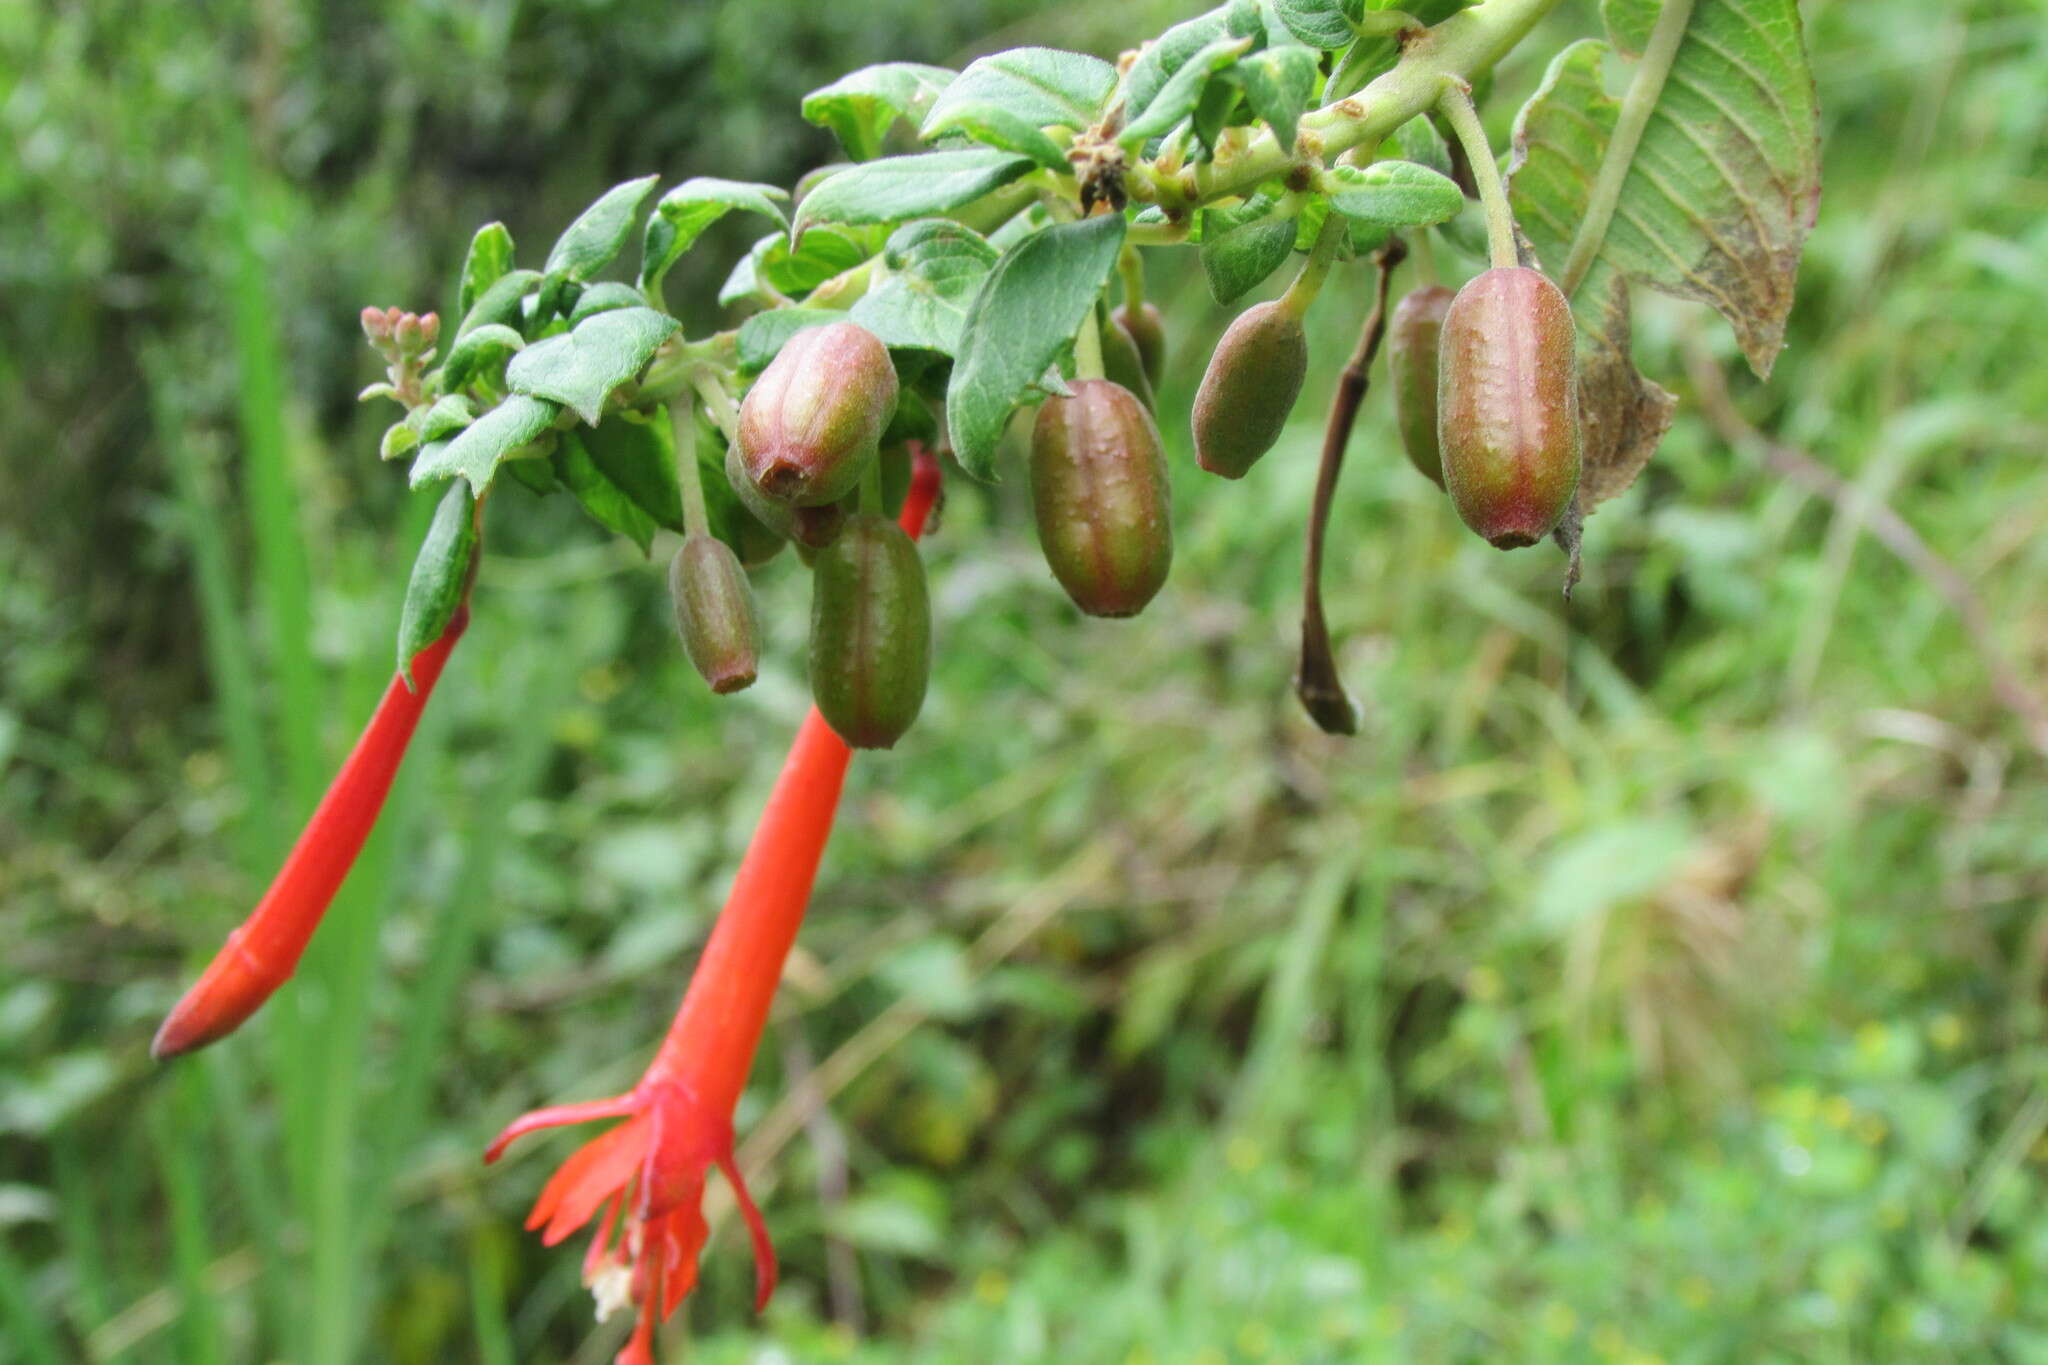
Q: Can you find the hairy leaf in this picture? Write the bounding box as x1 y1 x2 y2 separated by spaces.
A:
1126 35 1252 144
410 394 559 492
568 282 648 323
1232 45 1320 149
947 213 1127 479
922 100 1069 172
1268 0 1353 48
505 306 679 425
396 483 476 684
545 176 660 281
804 63 957 161
554 431 659 554
581 409 684 532
1202 216 1298 304
921 48 1117 139
455 269 542 339
851 220 1001 355
1509 0 1818 511
1320 160 1464 227
457 223 514 318
641 178 790 293
440 323 523 392
793 150 1037 239
735 307 847 372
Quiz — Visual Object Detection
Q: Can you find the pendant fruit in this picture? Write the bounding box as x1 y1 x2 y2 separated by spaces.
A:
1029 379 1173 617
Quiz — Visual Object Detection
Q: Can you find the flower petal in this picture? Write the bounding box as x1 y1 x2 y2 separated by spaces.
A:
717 1154 779 1312
484 1092 640 1164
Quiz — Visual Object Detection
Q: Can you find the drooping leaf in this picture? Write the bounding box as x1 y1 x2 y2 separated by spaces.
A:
804 63 957 162
791 149 1037 239
735 307 847 372
640 178 791 293
851 220 1001 355
457 223 514 318
1232 45 1321 149
1125 35 1252 144
505 307 679 425
440 322 524 392
1201 216 1298 304
411 394 560 492
395 482 477 684
1508 0 1819 512
921 48 1118 140
581 408 685 532
545 175 661 281
1319 160 1464 227
553 430 659 554
946 213 1126 479
746 226 882 299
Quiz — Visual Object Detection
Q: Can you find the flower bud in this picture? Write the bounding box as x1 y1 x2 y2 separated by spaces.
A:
809 513 930 749
725 441 848 550
736 322 897 506
394 312 425 355
418 312 441 348
361 306 392 346
1029 379 1172 618
669 533 760 694
1387 285 1454 489
1437 267 1582 549
1100 314 1155 411
1191 300 1308 479
1112 302 1166 389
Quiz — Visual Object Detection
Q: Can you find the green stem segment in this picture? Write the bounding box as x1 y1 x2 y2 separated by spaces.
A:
1437 78 1518 269
690 368 743 444
670 395 711 540
1280 214 1348 321
1559 0 1695 296
1118 245 1146 311
1073 313 1106 382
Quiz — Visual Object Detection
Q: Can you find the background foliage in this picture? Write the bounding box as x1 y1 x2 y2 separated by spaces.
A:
4 0 2047 1361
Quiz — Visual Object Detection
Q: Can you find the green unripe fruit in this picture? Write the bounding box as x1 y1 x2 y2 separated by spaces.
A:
809 513 931 749
1029 379 1173 618
1388 284 1455 488
669 533 760 694
1437 267 1582 550
1191 300 1308 479
1099 313 1156 411
736 321 897 506
726 441 848 550
1112 301 1166 389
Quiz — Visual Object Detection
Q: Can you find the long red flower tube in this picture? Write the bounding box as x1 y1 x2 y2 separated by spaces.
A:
152 608 471 1059
485 449 940 1364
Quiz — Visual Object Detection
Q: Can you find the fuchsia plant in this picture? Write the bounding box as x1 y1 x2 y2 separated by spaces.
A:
157 0 1818 1354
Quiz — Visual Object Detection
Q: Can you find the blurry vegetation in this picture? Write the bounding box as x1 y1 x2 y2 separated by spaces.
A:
4 0 2048 1362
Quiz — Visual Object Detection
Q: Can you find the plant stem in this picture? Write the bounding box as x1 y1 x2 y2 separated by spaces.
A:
671 396 711 539
1560 0 1694 296
1118 244 1146 310
1280 213 1348 320
1073 312 1106 381
1410 228 1439 286
1437 78 1518 269
690 368 743 444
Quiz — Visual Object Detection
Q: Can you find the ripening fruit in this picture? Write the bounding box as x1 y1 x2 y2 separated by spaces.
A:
669 533 760 694
1029 379 1173 618
736 322 897 506
1191 300 1308 479
1112 302 1165 390
1437 267 1582 549
1387 284 1454 488
809 513 931 748
725 442 848 550
1100 313 1156 411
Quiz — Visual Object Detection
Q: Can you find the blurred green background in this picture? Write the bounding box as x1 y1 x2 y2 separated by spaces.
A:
4 0 2047 1361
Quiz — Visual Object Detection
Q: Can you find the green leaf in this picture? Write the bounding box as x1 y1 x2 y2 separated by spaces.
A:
851 220 1000 356
455 269 542 339
411 394 560 492
545 175 660 281
1232 45 1320 149
743 227 880 299
1387 113 1454 178
1268 0 1352 49
440 323 524 392
457 223 514 318
553 431 659 553
921 48 1117 139
735 307 847 372
1125 34 1252 144
380 422 418 462
505 306 679 425
946 213 1126 480
409 395 474 443
791 150 1036 239
1319 160 1464 227
641 178 790 293
395 483 477 685
1122 9 1231 121
922 101 1068 172
1201 216 1298 304
581 409 684 532
804 63 957 161
568 282 648 324
1508 0 1819 511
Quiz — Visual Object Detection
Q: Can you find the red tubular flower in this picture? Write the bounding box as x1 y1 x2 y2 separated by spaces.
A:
485 449 941 1363
152 609 470 1059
